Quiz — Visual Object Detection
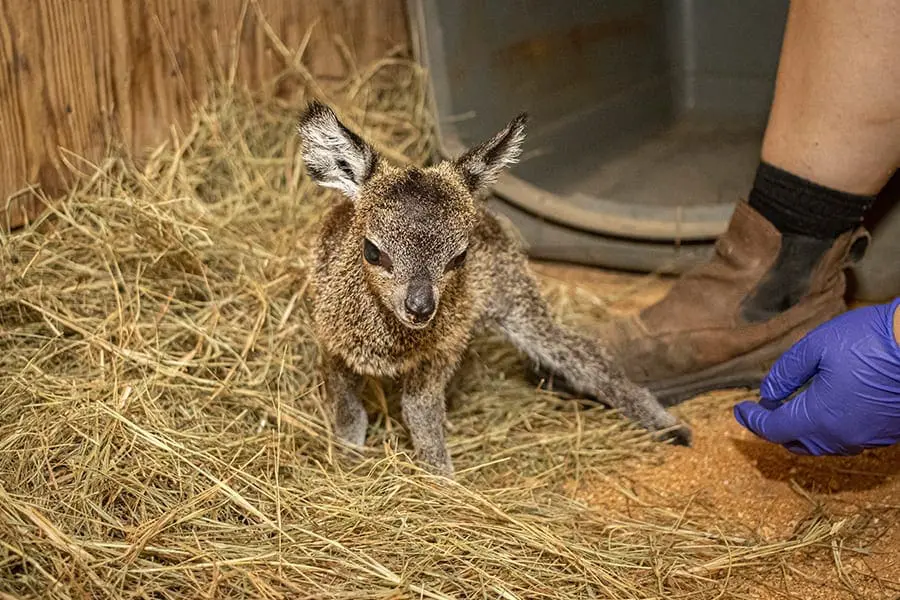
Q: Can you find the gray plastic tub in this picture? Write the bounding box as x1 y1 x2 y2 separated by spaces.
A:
408 0 899 298
408 0 788 272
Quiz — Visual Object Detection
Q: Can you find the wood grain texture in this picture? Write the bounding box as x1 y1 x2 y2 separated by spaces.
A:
0 0 409 229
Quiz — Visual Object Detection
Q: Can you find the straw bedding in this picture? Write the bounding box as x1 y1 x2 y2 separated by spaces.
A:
0 47 877 600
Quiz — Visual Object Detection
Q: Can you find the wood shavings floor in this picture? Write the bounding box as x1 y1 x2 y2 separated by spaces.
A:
533 261 900 600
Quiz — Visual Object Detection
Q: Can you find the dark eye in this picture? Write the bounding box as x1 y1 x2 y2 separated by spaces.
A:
446 248 468 272
363 239 380 264
363 238 393 271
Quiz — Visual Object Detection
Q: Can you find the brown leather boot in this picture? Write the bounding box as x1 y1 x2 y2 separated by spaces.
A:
534 201 870 405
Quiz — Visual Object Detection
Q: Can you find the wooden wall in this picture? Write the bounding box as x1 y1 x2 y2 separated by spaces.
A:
0 0 410 229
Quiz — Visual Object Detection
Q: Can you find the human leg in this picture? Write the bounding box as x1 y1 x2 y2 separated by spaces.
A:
595 0 900 403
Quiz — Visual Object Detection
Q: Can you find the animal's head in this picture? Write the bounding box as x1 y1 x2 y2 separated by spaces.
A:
298 101 527 330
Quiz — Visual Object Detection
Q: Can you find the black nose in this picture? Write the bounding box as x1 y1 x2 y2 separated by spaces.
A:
405 283 435 321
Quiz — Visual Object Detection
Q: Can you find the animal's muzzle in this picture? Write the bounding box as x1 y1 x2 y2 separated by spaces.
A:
404 280 436 322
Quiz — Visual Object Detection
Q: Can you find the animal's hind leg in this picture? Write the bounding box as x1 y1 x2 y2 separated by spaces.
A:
492 267 691 446
526 362 591 403
324 355 368 447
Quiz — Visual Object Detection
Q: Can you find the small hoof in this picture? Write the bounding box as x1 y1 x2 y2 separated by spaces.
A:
657 425 692 448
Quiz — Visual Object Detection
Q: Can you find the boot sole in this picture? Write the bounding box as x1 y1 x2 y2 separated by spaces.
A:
648 369 766 407
647 321 838 405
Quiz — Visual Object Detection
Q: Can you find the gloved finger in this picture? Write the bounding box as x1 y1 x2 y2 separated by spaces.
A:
733 396 813 445
758 395 783 410
738 393 782 411
762 381 814 411
782 440 812 455
760 333 822 402
877 297 900 351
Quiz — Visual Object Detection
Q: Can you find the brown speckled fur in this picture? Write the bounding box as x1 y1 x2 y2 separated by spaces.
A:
298 102 691 476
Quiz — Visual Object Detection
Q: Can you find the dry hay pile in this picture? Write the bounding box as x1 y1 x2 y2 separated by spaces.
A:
0 52 873 599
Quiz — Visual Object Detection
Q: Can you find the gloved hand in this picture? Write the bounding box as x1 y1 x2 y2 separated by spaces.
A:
734 297 900 456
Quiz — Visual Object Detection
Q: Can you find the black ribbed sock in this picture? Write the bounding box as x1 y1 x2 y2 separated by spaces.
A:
748 161 875 239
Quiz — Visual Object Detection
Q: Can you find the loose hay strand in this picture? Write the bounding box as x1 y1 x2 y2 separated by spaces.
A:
0 39 876 600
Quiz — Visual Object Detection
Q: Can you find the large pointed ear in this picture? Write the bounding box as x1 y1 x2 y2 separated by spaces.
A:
453 113 527 193
297 101 379 200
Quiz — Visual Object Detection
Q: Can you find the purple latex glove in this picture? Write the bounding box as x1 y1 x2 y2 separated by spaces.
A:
734 297 900 456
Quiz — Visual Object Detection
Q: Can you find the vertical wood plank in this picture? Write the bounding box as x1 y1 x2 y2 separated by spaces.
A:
0 0 410 229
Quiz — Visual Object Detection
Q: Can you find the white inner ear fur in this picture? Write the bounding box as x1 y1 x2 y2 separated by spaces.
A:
298 108 374 200
456 116 527 191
